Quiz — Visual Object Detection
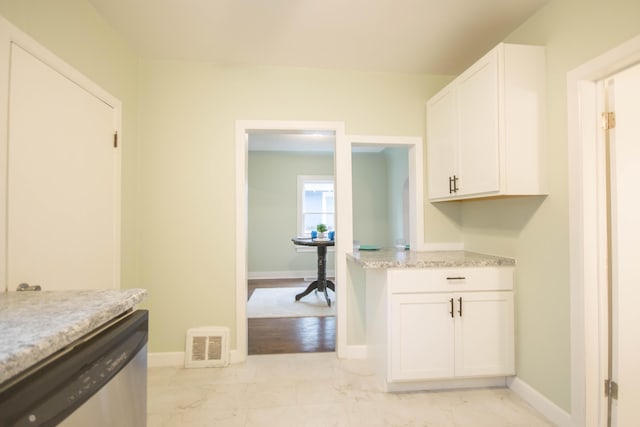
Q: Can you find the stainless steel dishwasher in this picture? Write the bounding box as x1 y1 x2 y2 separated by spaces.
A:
0 310 148 427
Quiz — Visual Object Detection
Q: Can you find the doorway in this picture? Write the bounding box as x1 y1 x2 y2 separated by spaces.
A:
338 135 425 357
235 120 345 361
246 129 337 354
568 35 640 427
351 146 410 250
236 123 424 362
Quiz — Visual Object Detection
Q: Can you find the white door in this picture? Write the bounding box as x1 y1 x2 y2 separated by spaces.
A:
608 63 640 426
390 293 455 380
454 292 514 377
426 86 458 199
457 49 500 197
6 43 119 291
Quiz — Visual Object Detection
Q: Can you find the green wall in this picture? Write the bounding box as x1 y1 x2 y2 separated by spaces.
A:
247 151 335 274
352 148 409 249
384 147 409 245
0 4 454 359
455 0 640 412
0 1 140 292
352 152 390 248
248 149 408 275
135 60 452 354
4 0 640 414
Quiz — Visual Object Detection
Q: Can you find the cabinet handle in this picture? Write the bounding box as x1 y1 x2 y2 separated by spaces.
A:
446 276 466 280
449 298 454 318
448 176 454 194
458 297 463 317
453 175 459 193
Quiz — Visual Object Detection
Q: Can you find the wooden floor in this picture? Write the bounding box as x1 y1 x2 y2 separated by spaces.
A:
248 278 336 355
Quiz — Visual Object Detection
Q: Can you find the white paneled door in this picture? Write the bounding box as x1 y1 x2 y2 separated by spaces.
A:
6 43 119 291
608 62 640 427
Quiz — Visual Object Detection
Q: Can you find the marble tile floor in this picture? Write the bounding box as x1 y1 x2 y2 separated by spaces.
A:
148 352 554 427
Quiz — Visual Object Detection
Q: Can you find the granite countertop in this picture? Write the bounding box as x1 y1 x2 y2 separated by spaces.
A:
0 288 147 386
347 249 515 269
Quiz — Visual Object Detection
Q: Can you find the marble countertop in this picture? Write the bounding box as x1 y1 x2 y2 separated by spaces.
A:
0 288 147 386
347 249 515 269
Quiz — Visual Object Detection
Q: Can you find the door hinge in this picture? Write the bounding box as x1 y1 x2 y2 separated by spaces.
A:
602 111 616 130
113 131 118 148
605 379 618 400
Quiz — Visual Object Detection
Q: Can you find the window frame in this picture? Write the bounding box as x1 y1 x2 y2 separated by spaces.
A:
297 174 335 240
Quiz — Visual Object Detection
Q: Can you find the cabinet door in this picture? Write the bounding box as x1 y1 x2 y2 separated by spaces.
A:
457 49 500 196
390 293 455 381
426 86 458 200
455 292 514 377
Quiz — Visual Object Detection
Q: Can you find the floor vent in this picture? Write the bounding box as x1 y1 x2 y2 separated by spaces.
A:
185 326 229 368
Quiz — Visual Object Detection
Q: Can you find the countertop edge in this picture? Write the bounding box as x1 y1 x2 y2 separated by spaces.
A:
346 250 515 269
0 288 147 386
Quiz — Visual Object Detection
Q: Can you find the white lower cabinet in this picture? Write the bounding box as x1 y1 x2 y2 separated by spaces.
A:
390 291 514 382
366 266 515 390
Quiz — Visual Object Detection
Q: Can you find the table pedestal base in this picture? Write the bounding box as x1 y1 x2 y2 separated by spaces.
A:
290 238 335 307
295 280 335 306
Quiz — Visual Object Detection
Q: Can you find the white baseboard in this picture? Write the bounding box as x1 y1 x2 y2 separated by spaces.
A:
248 270 335 280
151 348 354 367
229 349 243 364
339 345 367 359
149 350 244 367
508 377 572 427
385 377 507 393
148 351 184 367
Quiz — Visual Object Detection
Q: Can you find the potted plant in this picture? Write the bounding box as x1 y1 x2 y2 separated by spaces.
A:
316 223 328 239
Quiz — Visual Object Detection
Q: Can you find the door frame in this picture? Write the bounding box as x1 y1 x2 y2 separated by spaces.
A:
235 123 425 362
343 134 425 254
0 16 122 292
340 134 425 359
235 120 345 362
567 34 640 427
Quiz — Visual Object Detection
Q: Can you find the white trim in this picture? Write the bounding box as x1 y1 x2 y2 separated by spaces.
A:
148 352 185 368
385 377 507 393
0 16 122 292
148 350 244 367
508 377 572 427
238 127 424 362
247 270 335 280
567 34 640 427
236 120 345 363
228 349 242 364
342 345 368 359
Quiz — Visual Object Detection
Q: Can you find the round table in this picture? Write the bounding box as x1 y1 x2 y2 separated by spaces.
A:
291 237 335 306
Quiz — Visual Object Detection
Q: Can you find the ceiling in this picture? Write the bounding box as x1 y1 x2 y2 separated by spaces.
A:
87 0 549 152
87 0 549 75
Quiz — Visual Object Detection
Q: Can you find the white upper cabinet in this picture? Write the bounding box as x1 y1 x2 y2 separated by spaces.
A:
426 43 546 201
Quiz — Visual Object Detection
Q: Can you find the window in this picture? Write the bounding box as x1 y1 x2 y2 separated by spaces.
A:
298 175 334 236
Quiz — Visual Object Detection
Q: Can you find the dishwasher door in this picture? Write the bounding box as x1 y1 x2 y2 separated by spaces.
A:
60 343 147 426
0 310 148 427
